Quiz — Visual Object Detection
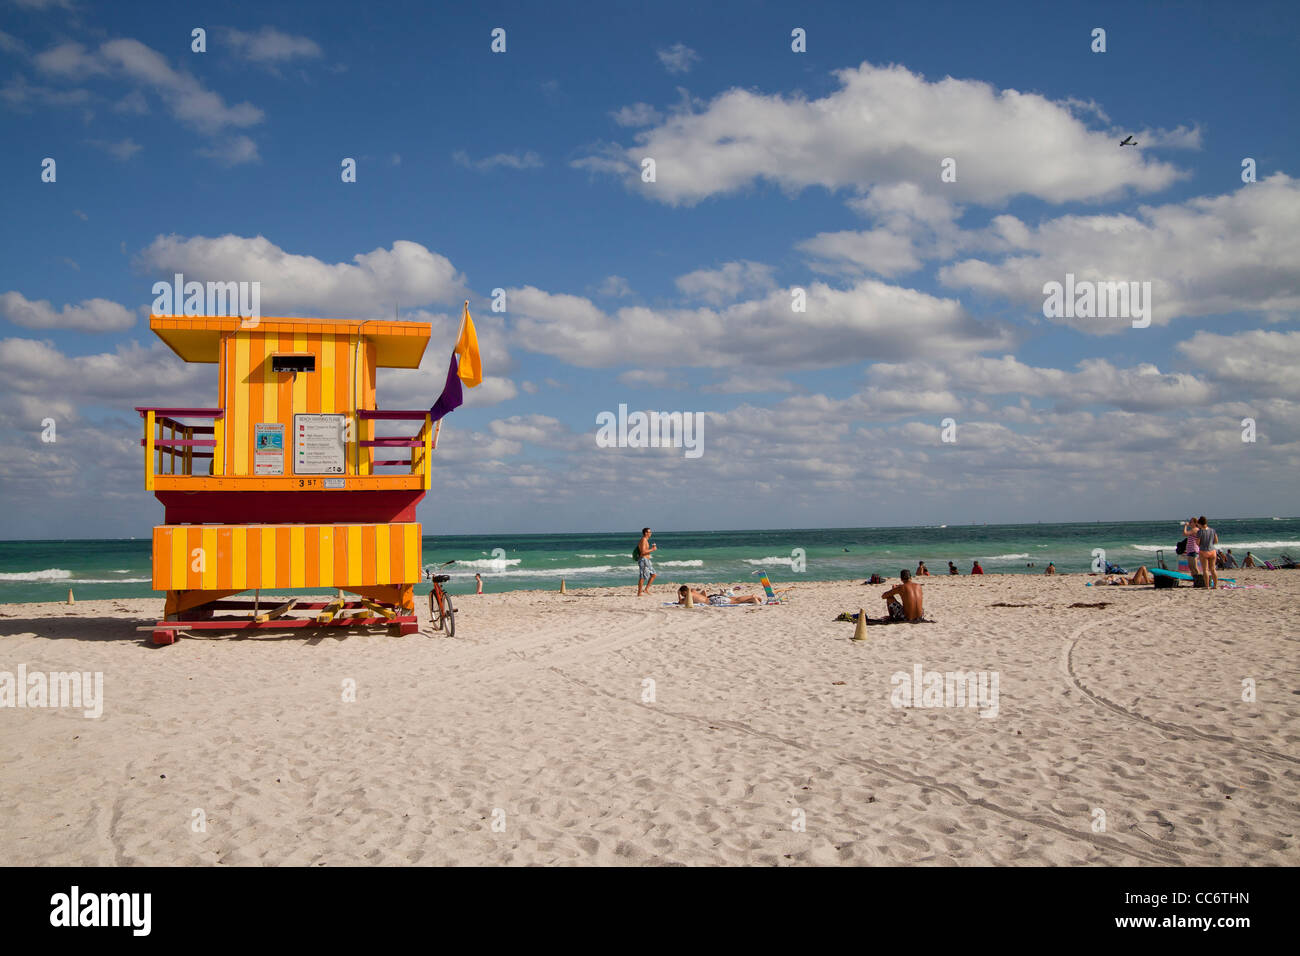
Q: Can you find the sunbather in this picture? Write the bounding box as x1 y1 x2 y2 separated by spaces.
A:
1102 566 1153 585
675 585 763 606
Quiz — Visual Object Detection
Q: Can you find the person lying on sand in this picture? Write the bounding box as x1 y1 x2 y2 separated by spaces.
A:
1101 566 1153 585
675 585 764 606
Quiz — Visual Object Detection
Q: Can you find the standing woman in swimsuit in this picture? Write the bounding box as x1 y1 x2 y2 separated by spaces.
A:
1196 516 1218 588
1182 518 1201 584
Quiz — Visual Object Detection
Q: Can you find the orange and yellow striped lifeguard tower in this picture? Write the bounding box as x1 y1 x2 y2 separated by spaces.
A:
137 312 469 644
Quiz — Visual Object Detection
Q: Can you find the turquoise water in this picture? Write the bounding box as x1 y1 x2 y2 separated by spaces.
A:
2 518 1298 604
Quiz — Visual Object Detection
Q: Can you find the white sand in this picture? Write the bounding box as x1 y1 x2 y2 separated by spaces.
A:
1 571 1297 866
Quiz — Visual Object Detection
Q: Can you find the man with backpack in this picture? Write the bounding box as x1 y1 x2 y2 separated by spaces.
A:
635 527 657 596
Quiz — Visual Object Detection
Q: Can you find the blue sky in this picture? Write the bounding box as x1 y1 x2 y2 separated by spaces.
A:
1 0 1298 537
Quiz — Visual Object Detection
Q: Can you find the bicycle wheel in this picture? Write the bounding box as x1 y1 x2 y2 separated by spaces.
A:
442 593 456 638
429 587 444 630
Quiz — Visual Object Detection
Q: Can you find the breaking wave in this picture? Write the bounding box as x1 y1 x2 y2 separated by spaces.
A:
0 568 73 582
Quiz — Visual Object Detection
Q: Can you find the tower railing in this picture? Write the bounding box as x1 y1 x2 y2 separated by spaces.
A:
137 407 224 488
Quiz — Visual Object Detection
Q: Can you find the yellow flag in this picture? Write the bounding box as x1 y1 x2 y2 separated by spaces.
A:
454 301 482 388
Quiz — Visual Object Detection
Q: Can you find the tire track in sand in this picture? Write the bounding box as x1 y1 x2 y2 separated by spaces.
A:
547 666 1184 865
1060 605 1299 765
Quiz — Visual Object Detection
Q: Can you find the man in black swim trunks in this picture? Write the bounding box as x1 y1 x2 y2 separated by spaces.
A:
880 569 924 622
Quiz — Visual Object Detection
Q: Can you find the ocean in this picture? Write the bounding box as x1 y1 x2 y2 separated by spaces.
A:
2 518 1298 605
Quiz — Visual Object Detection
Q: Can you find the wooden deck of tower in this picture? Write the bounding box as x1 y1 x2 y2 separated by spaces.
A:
138 315 441 643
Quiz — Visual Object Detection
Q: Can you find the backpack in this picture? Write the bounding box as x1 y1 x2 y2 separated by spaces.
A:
633 543 643 560
1175 538 1186 555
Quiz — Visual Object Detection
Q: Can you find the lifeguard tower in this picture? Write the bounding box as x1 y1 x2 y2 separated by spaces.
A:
137 315 443 643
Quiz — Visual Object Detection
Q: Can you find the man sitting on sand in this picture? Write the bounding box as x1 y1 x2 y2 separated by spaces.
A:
878 569 925 622
971 561 985 575
948 561 959 575
915 561 931 576
1044 562 1057 575
1242 551 1258 568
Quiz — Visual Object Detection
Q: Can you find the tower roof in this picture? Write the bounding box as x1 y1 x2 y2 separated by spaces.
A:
150 315 431 368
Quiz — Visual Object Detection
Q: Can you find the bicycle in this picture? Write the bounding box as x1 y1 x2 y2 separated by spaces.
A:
424 561 457 637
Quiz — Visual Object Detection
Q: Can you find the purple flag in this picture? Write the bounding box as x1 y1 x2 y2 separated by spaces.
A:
430 353 464 422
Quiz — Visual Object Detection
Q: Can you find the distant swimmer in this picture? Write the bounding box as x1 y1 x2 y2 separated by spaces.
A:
1120 135 1137 146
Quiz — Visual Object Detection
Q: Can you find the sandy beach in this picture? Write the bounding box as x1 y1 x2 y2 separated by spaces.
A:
1 571 1297 866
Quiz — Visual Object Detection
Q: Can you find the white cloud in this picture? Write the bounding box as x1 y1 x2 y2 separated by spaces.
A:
657 43 700 75
488 414 579 449
87 136 142 160
798 228 924 278
33 41 106 77
0 31 27 56
198 134 259 166
0 75 90 109
136 235 468 317
595 275 633 298
0 337 208 403
99 39 263 134
866 354 1213 411
939 174 1300 329
611 102 663 127
1177 329 1300 399
674 260 775 305
0 292 135 332
618 368 687 389
113 89 149 114
452 149 543 171
577 62 1184 206
222 27 322 65
508 279 1013 370
33 37 264 141
701 373 798 394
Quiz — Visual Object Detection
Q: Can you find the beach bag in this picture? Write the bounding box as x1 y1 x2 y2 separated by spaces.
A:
1175 539 1186 555
1154 573 1177 589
